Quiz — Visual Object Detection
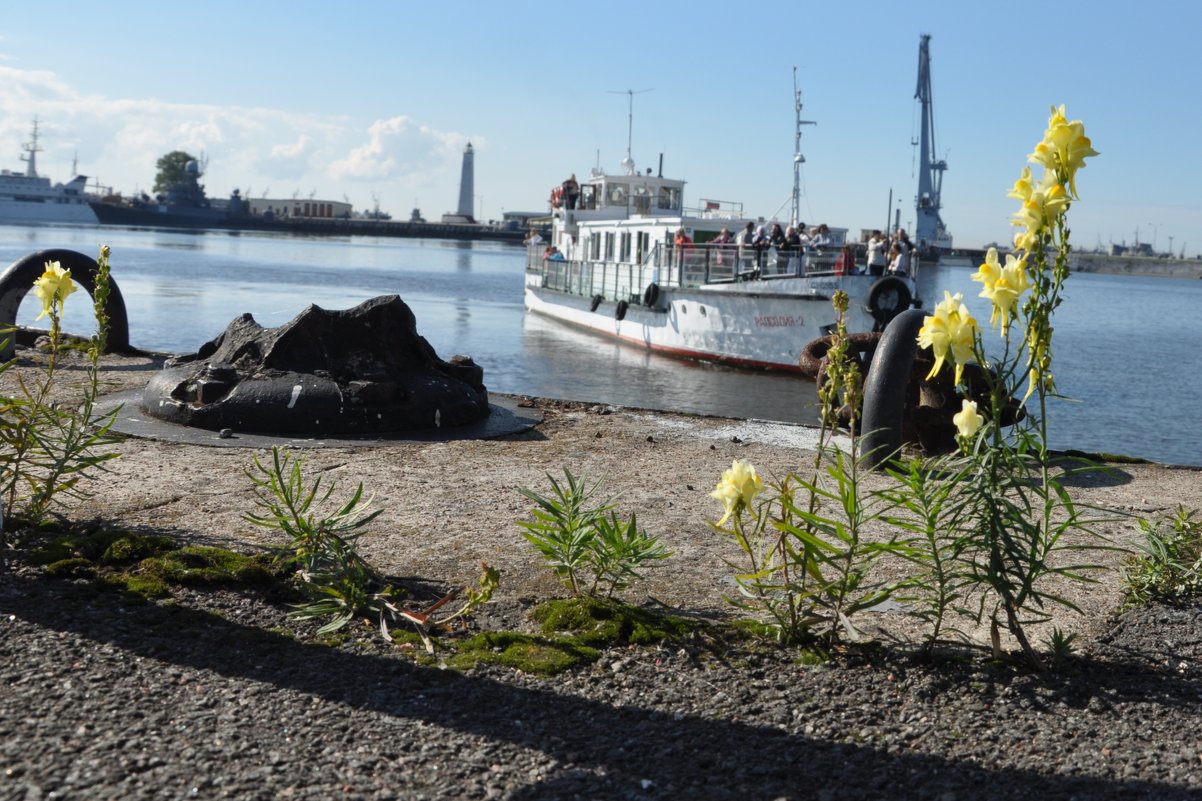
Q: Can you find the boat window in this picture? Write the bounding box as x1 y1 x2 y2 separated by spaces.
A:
633 186 651 215
619 232 631 262
580 185 597 210
603 232 614 260
657 186 680 210
590 232 602 260
607 183 628 207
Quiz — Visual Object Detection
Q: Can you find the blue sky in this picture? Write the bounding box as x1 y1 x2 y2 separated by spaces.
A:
2 1 1198 253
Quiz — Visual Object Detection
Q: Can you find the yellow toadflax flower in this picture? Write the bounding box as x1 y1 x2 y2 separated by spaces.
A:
32 260 78 320
1012 171 1070 246
1007 166 1034 203
953 399 984 440
972 248 1029 335
711 459 763 525
1030 104 1099 198
916 291 979 385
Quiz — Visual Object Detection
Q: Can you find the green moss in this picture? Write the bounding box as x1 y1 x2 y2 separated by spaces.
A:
532 597 696 647
29 529 174 566
445 631 601 675
138 546 275 586
795 648 829 666
100 533 175 564
44 557 95 578
102 573 172 599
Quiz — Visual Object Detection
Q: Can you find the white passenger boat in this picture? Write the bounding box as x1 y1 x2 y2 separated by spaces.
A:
523 89 919 372
0 121 97 226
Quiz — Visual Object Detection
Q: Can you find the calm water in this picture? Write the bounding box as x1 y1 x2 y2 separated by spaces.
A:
2 223 1199 466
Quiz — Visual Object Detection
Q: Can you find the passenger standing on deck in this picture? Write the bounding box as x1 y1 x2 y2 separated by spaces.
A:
562 174 580 210
767 223 787 274
865 230 888 276
784 225 803 275
893 228 914 261
736 222 757 274
674 227 693 269
711 227 733 267
887 243 909 276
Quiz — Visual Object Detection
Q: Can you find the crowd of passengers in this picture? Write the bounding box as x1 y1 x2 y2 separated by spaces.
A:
676 222 915 278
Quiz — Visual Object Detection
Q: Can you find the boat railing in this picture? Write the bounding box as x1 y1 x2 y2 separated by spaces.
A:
525 242 887 304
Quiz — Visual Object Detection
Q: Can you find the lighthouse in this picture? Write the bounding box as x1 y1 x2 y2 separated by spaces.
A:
442 142 476 224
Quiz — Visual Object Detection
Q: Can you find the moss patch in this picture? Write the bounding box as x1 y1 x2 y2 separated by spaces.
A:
139 546 276 587
24 525 284 601
444 631 602 675
29 528 175 567
532 597 697 647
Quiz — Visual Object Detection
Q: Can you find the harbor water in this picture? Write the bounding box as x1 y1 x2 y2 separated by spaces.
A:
2 223 1199 467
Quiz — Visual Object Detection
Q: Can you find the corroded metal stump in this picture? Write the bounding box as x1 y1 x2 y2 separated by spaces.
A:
141 295 489 435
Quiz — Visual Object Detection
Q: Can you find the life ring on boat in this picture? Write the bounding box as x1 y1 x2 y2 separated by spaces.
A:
615 300 629 321
642 282 660 307
866 276 912 331
590 294 603 312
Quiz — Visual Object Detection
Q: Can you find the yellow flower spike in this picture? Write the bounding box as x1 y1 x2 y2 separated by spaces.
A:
31 260 78 320
972 248 1003 289
977 252 1029 335
711 459 764 525
917 291 979 384
953 399 984 440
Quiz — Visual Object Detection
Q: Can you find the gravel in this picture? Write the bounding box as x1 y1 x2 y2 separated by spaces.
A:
3 561 1200 801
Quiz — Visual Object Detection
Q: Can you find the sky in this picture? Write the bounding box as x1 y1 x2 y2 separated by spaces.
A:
1 1 1199 253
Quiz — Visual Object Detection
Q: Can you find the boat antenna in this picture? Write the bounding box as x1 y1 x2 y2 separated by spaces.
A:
607 88 652 175
791 68 816 229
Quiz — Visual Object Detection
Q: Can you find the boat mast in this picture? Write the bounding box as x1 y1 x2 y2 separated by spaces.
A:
791 68 816 229
21 118 42 178
914 34 948 250
608 88 652 175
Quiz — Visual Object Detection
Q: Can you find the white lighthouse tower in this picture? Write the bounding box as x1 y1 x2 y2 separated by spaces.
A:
442 142 476 224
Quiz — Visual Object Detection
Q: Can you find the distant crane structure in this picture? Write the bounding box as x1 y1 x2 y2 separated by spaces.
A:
913 34 951 253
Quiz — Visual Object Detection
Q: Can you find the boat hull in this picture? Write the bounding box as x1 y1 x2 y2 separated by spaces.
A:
525 273 901 372
0 199 97 225
89 201 226 229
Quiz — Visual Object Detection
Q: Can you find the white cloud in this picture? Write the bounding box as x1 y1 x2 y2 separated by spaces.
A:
328 116 478 184
0 63 478 215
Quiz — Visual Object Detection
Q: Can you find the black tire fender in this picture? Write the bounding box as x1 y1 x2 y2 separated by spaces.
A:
867 276 912 316
642 282 660 307
590 294 603 312
860 308 926 469
615 300 629 321
0 248 131 361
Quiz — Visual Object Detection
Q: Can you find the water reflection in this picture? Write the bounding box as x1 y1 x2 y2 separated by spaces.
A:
513 314 818 424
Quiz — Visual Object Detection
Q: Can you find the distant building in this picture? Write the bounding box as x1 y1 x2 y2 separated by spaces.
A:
247 197 352 220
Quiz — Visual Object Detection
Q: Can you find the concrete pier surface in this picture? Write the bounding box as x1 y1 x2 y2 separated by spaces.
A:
5 348 1202 799
6 347 1200 649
